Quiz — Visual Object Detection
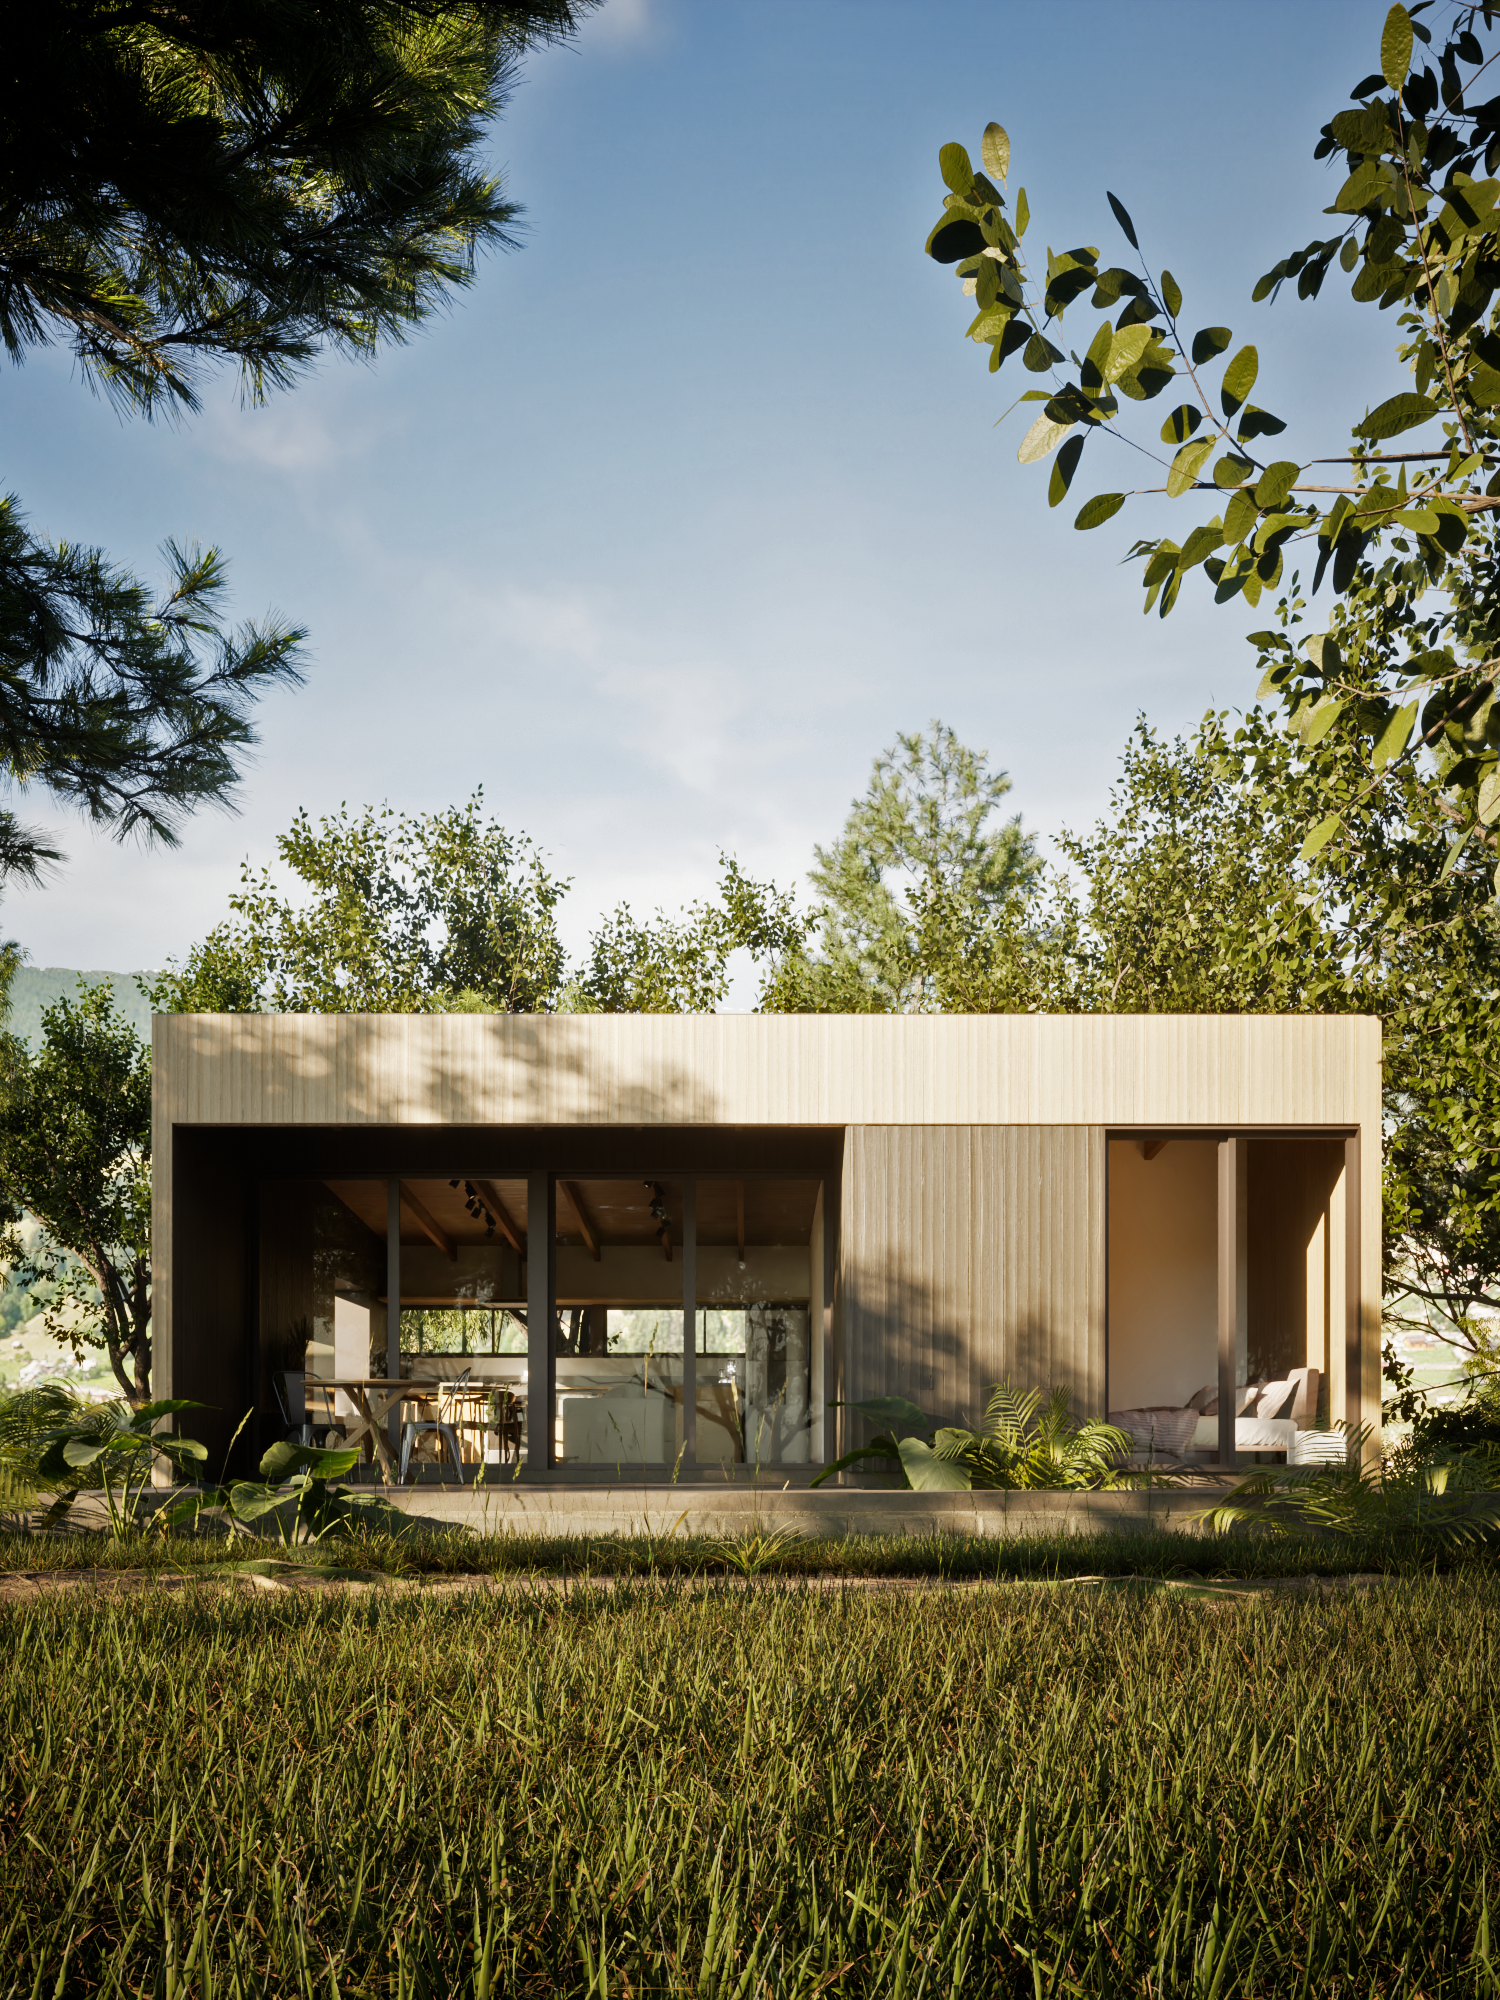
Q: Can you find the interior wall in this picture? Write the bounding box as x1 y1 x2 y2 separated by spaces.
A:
1106 1140 1219 1410
1248 1139 1344 1406
258 1180 314 1393
1106 1136 1348 1417
841 1125 1106 1439
399 1241 517 1306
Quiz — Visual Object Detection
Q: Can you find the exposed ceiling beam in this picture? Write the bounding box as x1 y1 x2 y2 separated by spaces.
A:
1142 1140 1169 1161
475 1179 527 1258
400 1182 456 1261
558 1179 602 1262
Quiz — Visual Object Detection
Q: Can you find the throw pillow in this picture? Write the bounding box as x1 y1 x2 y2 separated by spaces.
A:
1256 1379 1296 1420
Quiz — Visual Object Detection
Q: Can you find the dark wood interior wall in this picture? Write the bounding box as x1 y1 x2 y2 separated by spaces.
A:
841 1126 1106 1437
258 1180 314 1393
171 1130 253 1470
1247 1139 1344 1398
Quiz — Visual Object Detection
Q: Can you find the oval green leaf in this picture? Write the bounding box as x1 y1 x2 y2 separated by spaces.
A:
1160 402 1204 444
1254 460 1300 509
1049 433 1085 507
1303 697 1345 746
1299 813 1342 862
1167 437 1215 496
1018 413 1074 464
1220 344 1260 417
981 122 1010 182
1104 323 1152 383
939 142 974 194
897 1436 973 1492
1075 492 1127 529
1015 185 1029 235
1191 326 1233 365
1213 453 1256 488
925 215 987 264
1107 191 1139 249
1160 268 1182 317
1381 3 1413 90
1354 392 1441 439
1373 699 1419 772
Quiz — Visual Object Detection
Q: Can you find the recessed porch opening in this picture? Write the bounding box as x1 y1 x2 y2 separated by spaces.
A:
259 1162 827 1480
1106 1133 1352 1468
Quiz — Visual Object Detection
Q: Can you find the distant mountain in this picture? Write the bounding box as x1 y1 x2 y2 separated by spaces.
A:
6 968 154 1048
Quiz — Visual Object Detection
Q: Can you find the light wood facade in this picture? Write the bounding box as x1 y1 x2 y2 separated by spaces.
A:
153 1012 1383 1473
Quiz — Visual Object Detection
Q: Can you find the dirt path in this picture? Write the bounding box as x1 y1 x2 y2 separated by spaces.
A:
0 1566 1393 1605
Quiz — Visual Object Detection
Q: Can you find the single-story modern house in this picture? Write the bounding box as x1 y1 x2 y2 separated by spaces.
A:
152 1012 1382 1479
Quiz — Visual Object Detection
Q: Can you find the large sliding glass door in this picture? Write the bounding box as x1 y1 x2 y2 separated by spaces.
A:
258 1162 827 1478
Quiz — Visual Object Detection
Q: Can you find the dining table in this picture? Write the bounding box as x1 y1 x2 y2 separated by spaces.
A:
313 1377 443 1479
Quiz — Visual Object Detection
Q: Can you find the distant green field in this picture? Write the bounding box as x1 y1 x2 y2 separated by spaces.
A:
5 966 153 1048
1 1575 1496 1996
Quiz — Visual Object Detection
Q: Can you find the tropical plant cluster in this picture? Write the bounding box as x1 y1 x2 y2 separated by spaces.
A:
2 1580 1498 1994
813 1385 1138 1493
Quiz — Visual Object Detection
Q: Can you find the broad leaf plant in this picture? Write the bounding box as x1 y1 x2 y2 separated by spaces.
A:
926 2 1500 875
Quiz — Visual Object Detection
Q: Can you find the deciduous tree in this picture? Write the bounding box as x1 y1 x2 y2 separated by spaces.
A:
764 721 1037 1012
0 984 152 1406
924 3 1500 873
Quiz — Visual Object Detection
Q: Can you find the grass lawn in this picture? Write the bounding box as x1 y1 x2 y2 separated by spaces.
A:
1 1549 1498 1995
2 1520 1496 1581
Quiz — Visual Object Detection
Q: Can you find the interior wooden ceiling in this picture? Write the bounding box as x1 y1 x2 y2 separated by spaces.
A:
324 1177 820 1252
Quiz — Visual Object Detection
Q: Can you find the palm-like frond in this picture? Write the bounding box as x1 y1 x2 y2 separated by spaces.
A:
934 1382 1139 1490
1201 1431 1500 1546
0 1384 125 1493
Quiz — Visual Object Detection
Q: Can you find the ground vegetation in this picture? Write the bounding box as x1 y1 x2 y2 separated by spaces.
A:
0 1579 1497 1993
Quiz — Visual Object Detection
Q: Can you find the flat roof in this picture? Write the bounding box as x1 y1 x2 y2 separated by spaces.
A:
152 1012 1382 1132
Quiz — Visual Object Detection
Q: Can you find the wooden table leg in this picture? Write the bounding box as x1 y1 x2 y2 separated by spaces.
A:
360 1388 398 1480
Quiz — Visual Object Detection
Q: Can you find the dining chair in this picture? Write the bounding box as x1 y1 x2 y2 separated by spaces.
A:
397 1408 464 1481
272 1372 320 1448
488 1388 524 1464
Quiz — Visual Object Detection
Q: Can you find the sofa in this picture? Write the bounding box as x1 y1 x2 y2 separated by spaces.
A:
1111 1366 1322 1461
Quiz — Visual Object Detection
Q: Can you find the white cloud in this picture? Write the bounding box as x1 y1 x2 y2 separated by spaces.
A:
194 397 373 476
580 0 654 49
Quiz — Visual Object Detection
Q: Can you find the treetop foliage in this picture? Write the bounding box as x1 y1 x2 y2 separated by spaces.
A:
148 796 571 1014
146 792 813 1016
768 722 1036 1013
926 2 1500 881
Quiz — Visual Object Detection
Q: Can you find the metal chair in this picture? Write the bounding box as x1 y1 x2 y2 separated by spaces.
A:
399 1370 467 1481
272 1371 319 1448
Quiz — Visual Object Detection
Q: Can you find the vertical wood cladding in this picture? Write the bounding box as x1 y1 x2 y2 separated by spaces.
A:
841 1126 1107 1433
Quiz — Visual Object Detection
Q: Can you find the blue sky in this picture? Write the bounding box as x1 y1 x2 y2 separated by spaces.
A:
4 0 1399 980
